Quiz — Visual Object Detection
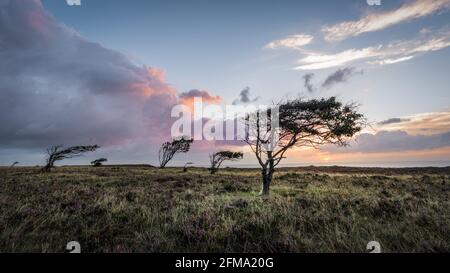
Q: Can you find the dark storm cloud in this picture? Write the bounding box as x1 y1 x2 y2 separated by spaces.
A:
302 73 315 93
378 118 411 125
321 67 362 89
232 87 258 105
0 0 178 150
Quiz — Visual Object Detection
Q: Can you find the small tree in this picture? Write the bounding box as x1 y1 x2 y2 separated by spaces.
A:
209 151 243 174
91 158 108 167
42 145 99 172
183 162 194 172
244 97 364 195
158 137 193 168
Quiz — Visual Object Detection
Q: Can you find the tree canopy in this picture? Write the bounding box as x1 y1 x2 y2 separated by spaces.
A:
245 97 364 195
91 158 108 167
159 137 194 168
209 151 244 174
43 145 99 172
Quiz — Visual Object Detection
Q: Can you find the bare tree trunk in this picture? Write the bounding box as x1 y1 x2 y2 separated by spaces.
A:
260 151 275 196
42 158 53 172
260 167 274 195
42 164 52 172
261 169 270 195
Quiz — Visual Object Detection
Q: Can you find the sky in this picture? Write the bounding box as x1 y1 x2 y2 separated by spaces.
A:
0 0 449 167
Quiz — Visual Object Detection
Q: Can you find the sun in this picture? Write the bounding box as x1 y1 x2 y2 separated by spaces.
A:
322 156 331 162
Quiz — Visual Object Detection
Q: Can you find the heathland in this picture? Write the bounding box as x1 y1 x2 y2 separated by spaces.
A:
0 166 449 253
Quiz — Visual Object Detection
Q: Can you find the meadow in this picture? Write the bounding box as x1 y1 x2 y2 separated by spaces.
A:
0 165 449 253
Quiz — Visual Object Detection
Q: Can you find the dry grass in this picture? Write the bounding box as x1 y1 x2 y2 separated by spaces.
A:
0 166 449 253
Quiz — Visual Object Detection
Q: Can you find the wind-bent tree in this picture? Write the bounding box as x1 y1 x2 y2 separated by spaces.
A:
244 97 364 195
183 162 194 172
10 161 19 167
158 137 194 168
91 158 108 167
209 151 243 174
42 145 99 172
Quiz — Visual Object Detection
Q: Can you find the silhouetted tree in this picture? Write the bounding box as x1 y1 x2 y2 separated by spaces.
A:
42 145 99 172
10 161 19 167
209 151 243 174
244 97 364 195
183 162 194 172
91 158 108 167
159 137 193 168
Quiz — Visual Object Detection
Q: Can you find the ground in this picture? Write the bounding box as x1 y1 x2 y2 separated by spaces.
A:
0 166 449 253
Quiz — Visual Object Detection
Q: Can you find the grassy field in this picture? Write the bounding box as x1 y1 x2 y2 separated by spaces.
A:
0 165 449 253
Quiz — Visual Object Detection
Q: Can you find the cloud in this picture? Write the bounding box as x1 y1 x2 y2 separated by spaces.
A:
295 46 380 70
321 67 362 89
369 56 415 65
300 68 362 92
378 118 411 125
0 0 223 153
322 0 450 42
295 30 450 70
333 130 450 153
301 146 450 166
265 34 314 50
377 111 450 135
179 89 222 105
327 111 450 153
302 73 315 93
232 87 259 105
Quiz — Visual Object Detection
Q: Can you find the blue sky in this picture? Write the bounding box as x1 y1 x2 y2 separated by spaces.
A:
0 0 449 166
42 0 450 119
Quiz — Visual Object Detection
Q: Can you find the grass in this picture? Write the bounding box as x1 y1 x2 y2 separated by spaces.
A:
0 166 449 253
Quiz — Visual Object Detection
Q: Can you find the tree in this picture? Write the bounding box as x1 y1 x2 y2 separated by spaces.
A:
183 162 194 172
42 145 99 172
209 151 243 174
158 137 194 168
244 97 364 195
91 158 108 167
